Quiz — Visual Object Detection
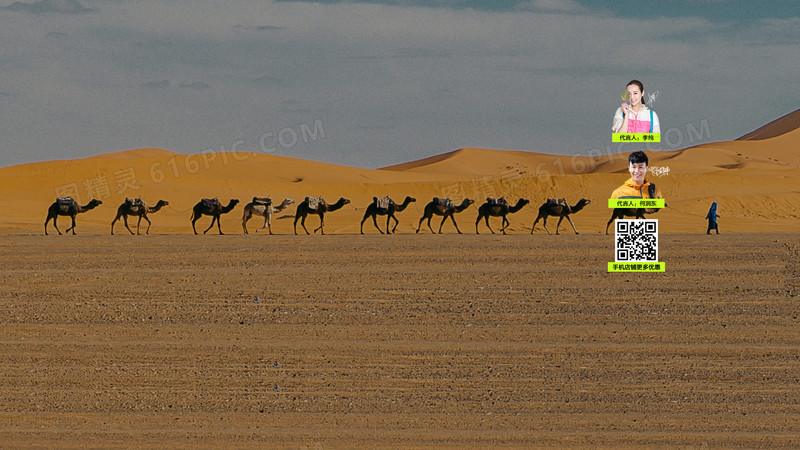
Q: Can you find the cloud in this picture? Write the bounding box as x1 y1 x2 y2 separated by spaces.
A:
1 0 97 14
178 82 210 90
139 80 170 89
0 0 798 170
514 0 588 13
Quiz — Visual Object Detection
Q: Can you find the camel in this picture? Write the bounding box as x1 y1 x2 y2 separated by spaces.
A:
242 198 295 234
416 197 475 234
294 197 351 235
531 198 591 235
190 198 240 235
111 198 169 235
360 196 416 234
475 197 530 234
44 197 102 235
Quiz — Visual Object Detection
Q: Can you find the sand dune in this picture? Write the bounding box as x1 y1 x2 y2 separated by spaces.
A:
1 111 799 235
737 108 800 141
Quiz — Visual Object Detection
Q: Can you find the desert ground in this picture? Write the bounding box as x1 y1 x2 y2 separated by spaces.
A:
1 233 798 447
1 110 799 447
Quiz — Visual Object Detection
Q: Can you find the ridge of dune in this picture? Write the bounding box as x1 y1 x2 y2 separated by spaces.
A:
98 148 180 159
737 108 800 141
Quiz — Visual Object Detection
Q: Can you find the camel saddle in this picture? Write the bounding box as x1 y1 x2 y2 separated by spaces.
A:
486 197 507 207
56 197 76 206
547 197 571 213
374 196 392 210
252 197 272 206
201 198 220 209
305 196 321 210
433 197 454 209
126 198 144 208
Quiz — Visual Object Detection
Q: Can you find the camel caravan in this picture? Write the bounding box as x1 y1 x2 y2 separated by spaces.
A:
42 194 607 235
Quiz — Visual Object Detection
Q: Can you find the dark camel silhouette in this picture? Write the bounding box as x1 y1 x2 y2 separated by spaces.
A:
475 198 530 234
531 198 591 235
294 197 351 235
360 196 416 234
190 198 240 235
242 198 295 234
111 199 169 235
416 198 475 234
44 198 102 235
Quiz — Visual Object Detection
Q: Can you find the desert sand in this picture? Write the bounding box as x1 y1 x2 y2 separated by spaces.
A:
1 233 798 447
0 111 799 447
1 109 799 236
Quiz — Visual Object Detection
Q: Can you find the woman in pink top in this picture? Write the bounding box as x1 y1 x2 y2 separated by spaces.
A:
612 80 660 134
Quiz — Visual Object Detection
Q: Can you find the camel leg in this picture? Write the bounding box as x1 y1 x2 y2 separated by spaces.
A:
541 216 552 235
416 215 427 234
142 215 152 235
122 215 134 235
191 212 199 235
203 216 216 234
424 215 435 234
372 214 384 234
66 215 77 235
501 215 509 235
266 212 274 235
313 213 325 235
111 212 121 235
359 211 370 234
451 215 462 234
135 215 143 235
299 215 310 235
217 215 225 235
565 215 579 234
438 215 448 234
555 216 565 235
605 212 617 235
45 214 58 235
531 215 541 234
242 210 251 234
253 214 267 234
484 215 495 234
389 214 398 234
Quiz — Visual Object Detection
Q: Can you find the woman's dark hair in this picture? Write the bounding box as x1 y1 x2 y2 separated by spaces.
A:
626 79 645 104
628 151 649 166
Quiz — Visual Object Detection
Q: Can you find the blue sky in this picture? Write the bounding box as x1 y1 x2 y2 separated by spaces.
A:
0 0 798 168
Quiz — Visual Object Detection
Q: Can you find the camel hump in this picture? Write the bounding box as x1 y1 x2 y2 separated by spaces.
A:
486 197 507 206
305 196 321 210
126 198 144 207
546 197 571 213
200 198 220 209
252 196 272 206
375 196 392 210
56 197 76 206
433 197 453 209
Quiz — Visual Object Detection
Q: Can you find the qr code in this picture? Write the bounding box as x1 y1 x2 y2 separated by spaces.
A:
615 219 658 262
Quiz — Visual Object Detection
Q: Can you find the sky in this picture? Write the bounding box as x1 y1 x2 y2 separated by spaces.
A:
0 0 798 169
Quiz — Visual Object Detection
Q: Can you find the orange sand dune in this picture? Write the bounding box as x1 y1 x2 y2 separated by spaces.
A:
737 108 800 141
1 110 799 235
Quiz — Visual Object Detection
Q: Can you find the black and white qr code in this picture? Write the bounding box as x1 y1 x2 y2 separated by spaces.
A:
615 219 658 262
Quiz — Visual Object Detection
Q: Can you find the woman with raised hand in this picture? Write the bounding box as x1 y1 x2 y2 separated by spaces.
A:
612 79 660 134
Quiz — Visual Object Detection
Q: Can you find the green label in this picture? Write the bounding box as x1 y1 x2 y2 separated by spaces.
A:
608 199 666 209
608 262 665 272
612 133 661 143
